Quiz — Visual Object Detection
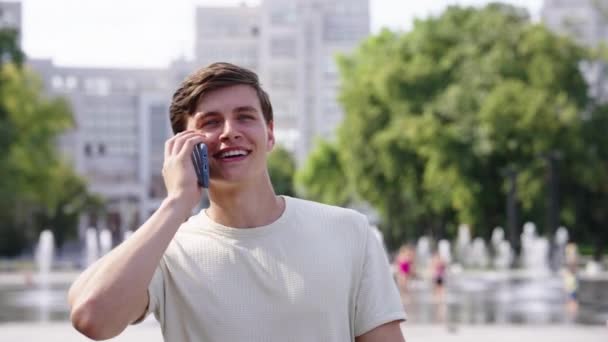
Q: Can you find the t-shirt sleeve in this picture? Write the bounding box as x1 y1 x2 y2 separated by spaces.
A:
354 221 407 337
132 261 165 325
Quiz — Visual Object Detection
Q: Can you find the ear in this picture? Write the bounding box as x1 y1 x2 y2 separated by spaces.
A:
266 120 275 151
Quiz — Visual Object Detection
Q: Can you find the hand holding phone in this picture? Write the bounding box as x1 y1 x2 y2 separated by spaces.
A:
191 143 209 188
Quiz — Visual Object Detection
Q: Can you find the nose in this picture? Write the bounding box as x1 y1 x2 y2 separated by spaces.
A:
219 119 241 142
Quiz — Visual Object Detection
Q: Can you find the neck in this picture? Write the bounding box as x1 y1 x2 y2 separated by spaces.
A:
206 176 284 228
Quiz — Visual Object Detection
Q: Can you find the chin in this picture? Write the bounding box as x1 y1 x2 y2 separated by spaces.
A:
212 175 255 187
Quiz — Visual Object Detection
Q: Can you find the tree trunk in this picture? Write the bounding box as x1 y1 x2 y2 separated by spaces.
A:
593 227 605 261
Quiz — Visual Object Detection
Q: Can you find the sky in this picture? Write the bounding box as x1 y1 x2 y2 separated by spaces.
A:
20 0 544 69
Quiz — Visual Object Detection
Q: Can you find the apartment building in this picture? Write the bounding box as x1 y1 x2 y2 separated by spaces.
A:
28 58 174 244
24 0 370 241
0 1 21 42
195 0 370 162
541 0 608 101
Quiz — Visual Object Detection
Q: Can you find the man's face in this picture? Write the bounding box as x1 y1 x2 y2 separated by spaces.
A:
186 84 275 186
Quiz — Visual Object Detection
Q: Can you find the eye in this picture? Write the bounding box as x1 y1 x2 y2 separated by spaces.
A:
200 119 220 128
239 114 255 121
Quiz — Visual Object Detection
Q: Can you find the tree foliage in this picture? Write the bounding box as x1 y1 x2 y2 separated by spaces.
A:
295 139 352 206
0 30 98 256
299 4 608 252
268 145 297 197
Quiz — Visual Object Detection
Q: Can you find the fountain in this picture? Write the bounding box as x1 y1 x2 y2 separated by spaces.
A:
36 229 54 288
124 229 134 241
85 227 99 267
491 226 512 269
584 260 602 276
8 229 67 322
455 224 471 267
520 222 550 274
471 238 489 269
416 236 432 271
501 222 561 323
494 240 513 270
555 226 568 246
491 226 505 248
553 226 569 271
436 221 572 325
99 228 113 256
34 229 55 321
438 239 451 264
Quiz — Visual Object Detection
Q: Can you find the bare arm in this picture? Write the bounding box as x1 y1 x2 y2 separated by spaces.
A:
68 131 204 340
355 321 405 342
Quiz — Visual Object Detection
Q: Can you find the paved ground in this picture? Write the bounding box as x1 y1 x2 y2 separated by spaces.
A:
1 271 607 341
0 320 606 342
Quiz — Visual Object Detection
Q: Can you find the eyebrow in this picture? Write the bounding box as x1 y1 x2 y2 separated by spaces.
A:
194 106 259 119
193 111 220 120
233 106 258 113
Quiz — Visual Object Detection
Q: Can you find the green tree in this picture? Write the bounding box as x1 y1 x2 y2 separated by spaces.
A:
570 103 608 260
0 28 24 160
268 145 297 197
295 139 352 206
33 163 105 252
298 4 607 250
0 60 95 255
0 28 25 256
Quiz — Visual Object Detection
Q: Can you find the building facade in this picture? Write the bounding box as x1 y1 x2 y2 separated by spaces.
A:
24 0 370 242
195 5 260 71
541 0 608 101
28 59 174 244
541 0 608 46
0 1 21 42
194 0 370 162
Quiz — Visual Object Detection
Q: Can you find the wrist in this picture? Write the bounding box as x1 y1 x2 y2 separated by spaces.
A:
161 195 195 221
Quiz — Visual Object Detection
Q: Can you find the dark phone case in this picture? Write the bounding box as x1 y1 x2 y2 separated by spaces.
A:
191 143 209 188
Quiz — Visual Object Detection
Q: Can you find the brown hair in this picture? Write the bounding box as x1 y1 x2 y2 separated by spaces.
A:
169 62 273 134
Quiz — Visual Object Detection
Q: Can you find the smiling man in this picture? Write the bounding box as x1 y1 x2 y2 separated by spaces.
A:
67 63 406 342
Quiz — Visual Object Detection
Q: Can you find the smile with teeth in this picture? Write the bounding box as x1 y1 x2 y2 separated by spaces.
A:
218 149 250 159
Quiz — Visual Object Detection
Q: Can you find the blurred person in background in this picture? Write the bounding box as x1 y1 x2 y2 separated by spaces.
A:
562 243 579 318
431 251 447 301
394 244 415 298
430 250 447 322
66 62 406 342
562 263 579 317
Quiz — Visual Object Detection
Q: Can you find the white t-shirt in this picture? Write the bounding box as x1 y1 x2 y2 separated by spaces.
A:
143 196 406 341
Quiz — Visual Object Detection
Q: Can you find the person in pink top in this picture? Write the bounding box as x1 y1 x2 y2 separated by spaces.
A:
394 244 415 295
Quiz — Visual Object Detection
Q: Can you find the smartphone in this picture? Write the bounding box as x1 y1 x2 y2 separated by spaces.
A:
191 143 209 188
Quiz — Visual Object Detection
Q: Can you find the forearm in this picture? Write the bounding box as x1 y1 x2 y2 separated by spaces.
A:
69 196 192 339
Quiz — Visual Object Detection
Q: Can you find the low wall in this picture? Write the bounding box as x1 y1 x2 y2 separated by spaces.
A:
577 274 608 324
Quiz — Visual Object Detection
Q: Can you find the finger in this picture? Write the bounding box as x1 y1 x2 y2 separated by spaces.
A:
164 138 174 161
178 135 205 158
171 131 199 156
165 130 193 159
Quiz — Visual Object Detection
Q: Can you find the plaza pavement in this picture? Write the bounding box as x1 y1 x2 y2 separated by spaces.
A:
1 271 607 341
1 319 607 342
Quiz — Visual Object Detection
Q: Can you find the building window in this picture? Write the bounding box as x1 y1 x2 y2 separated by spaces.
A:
270 37 296 58
84 143 92 157
85 77 111 96
66 76 78 90
98 143 106 156
270 69 296 89
51 75 63 90
270 4 297 26
325 57 338 74
125 79 136 91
